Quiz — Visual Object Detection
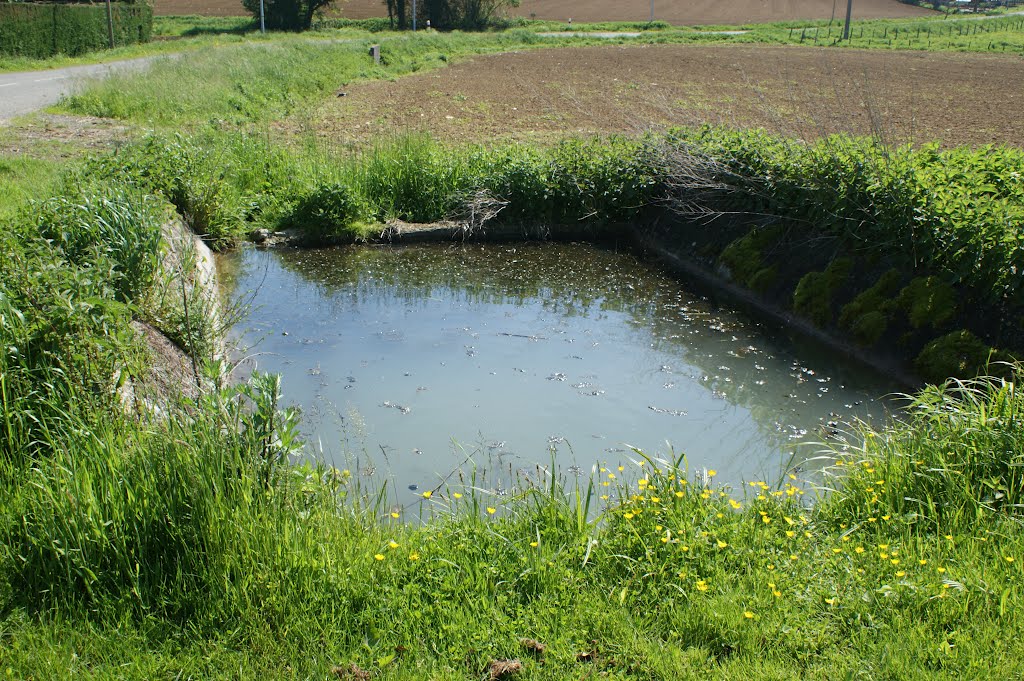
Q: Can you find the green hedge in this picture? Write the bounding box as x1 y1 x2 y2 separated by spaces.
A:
0 3 153 58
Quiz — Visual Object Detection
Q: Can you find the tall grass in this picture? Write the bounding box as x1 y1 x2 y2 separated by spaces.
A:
821 375 1024 529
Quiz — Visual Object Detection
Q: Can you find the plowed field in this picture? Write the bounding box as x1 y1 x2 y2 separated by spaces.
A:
154 0 935 23
297 44 1022 148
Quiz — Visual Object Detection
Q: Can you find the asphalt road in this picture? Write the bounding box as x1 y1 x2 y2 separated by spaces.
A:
0 57 156 121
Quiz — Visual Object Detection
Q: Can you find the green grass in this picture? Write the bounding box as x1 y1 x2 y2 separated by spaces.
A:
738 14 1024 52
0 155 63 222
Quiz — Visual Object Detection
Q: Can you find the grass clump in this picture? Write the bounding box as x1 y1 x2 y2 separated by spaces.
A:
286 181 375 242
822 374 1024 528
33 185 165 303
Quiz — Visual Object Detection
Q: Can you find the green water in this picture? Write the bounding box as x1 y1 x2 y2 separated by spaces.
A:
220 241 899 501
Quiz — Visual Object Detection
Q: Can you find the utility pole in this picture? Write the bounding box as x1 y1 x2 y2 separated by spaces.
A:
413 0 417 30
650 0 654 23
259 0 266 33
105 0 114 48
842 0 853 40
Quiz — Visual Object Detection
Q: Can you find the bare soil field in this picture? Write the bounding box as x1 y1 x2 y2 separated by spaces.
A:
297 44 1023 148
154 0 935 23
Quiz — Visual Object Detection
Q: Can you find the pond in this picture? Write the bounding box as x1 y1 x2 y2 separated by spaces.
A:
219 242 900 501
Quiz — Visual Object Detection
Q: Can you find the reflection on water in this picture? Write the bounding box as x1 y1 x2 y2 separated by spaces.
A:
219 242 898 500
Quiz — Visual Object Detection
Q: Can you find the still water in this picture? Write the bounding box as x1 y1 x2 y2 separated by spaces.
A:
219 242 899 499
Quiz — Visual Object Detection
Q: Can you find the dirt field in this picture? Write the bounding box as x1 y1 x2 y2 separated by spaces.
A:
154 0 935 23
296 44 1023 149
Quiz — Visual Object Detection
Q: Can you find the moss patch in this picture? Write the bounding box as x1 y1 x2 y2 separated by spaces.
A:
850 309 889 346
915 329 999 384
792 257 853 328
748 266 778 295
718 226 783 288
839 269 902 331
897 276 957 330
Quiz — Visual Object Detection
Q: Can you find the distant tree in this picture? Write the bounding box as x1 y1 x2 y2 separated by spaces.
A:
383 0 517 30
242 0 333 30
384 0 408 29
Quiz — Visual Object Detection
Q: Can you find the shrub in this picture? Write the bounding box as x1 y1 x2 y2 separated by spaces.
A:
240 0 331 31
286 182 375 243
915 329 1001 384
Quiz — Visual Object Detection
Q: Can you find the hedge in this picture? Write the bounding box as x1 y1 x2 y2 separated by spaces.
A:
0 3 153 58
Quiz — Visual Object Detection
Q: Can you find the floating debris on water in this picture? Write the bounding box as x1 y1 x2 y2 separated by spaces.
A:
648 405 688 416
381 401 412 414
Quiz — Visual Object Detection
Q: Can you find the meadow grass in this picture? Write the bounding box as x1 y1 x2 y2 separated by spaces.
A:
0 155 63 222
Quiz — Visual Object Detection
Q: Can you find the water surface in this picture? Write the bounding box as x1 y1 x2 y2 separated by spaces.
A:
220 242 898 499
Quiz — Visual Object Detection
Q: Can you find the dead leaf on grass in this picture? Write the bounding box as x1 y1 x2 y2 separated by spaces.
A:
519 638 547 655
488 658 523 680
330 663 371 680
576 640 599 662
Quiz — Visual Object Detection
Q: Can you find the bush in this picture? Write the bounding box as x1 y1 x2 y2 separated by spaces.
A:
286 182 374 243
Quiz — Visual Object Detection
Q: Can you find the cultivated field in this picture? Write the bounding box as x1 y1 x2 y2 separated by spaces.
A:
153 0 936 23
300 44 1023 148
